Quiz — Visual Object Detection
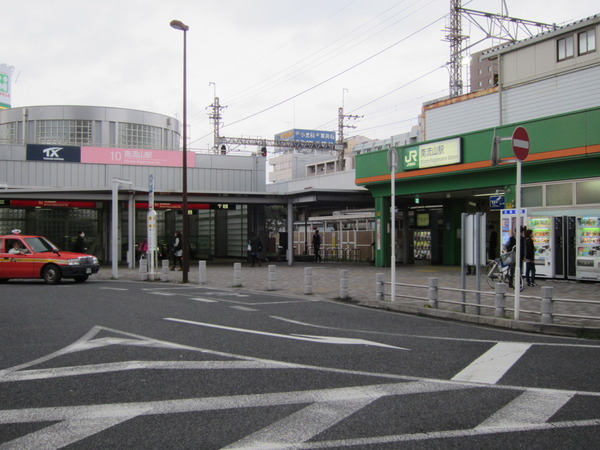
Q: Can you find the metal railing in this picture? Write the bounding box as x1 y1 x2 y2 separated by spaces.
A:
375 274 600 325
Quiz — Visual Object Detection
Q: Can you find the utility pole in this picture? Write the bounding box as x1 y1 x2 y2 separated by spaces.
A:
207 82 227 153
337 106 361 171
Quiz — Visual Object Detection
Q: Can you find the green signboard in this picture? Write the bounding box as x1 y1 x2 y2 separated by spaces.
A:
403 137 461 170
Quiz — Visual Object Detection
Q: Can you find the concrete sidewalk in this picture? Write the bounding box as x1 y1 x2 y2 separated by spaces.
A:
96 260 600 338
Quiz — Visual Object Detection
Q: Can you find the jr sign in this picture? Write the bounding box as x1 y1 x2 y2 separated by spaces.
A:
403 138 461 170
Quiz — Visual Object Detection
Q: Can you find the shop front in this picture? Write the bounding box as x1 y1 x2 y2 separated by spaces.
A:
355 107 600 275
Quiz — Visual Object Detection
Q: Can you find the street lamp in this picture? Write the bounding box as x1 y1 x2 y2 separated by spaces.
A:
170 19 190 282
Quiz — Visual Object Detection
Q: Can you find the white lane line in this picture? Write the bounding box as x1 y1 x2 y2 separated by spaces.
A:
190 297 218 303
477 390 575 429
149 292 178 296
99 287 129 291
230 306 258 312
165 318 409 350
224 397 376 449
451 342 532 384
3 414 141 450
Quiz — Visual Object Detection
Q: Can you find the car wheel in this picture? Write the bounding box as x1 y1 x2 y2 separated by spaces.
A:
43 264 62 284
73 275 89 283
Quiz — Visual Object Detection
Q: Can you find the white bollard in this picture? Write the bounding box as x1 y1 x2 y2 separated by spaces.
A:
138 257 148 281
198 260 207 285
428 277 438 308
340 269 348 299
304 267 313 295
494 282 508 317
233 262 242 287
161 259 170 282
541 286 554 324
375 273 384 301
267 265 276 291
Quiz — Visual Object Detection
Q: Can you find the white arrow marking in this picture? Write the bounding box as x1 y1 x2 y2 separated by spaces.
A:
164 318 409 350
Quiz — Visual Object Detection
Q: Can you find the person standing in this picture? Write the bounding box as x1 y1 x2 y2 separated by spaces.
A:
524 229 537 287
73 231 87 253
488 224 498 260
312 229 322 263
171 231 183 270
250 233 262 267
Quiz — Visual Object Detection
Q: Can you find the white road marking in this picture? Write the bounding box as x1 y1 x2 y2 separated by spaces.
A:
164 318 409 350
477 390 575 429
190 297 218 303
451 342 532 384
1 326 599 449
149 291 178 296
99 287 129 291
230 306 258 312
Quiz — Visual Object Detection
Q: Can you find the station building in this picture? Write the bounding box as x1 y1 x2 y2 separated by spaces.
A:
356 14 600 281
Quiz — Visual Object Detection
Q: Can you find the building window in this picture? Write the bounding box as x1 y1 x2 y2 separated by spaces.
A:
36 120 92 145
557 35 574 61
118 123 164 149
578 29 596 55
0 122 17 143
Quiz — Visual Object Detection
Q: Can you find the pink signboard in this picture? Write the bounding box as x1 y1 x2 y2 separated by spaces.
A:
82 147 195 168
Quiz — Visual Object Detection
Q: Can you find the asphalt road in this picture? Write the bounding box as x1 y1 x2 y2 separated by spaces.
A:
1 278 599 449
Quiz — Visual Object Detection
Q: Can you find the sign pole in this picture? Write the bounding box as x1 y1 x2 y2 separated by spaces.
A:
514 159 522 320
388 147 398 302
511 126 529 320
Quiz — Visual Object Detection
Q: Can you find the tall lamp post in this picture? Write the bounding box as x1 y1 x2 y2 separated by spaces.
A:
170 19 190 283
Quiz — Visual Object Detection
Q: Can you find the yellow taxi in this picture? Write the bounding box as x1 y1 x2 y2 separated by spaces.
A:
0 231 100 284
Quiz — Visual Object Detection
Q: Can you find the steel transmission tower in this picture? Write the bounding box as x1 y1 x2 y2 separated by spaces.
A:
337 106 361 170
445 0 556 98
207 94 227 153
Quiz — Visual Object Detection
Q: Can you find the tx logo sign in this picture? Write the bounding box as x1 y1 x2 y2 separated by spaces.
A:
26 144 81 163
42 147 64 159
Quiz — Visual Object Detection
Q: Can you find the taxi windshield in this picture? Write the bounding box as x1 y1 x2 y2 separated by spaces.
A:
24 237 59 253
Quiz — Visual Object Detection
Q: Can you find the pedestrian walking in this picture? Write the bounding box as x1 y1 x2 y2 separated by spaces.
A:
170 231 183 270
313 229 322 263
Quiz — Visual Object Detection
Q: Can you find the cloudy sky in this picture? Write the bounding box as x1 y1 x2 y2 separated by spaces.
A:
3 0 598 150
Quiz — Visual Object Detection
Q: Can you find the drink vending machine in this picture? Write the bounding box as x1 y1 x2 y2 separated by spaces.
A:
576 215 600 281
528 216 553 278
554 216 577 280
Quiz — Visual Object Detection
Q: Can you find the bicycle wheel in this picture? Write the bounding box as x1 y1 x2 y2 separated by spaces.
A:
486 260 501 289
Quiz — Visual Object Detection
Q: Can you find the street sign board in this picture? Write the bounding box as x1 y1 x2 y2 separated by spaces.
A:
512 126 530 161
489 195 505 210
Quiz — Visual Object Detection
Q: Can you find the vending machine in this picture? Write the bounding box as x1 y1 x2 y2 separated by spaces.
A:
413 230 432 261
500 209 526 252
528 216 553 278
554 216 577 280
576 215 600 281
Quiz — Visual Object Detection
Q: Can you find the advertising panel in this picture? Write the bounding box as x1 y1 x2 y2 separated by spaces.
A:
0 63 12 109
274 129 336 143
403 138 461 170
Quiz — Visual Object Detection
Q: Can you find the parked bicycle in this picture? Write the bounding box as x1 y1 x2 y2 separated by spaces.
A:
485 250 524 291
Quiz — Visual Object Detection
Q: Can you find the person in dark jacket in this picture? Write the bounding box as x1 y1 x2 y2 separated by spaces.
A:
524 229 537 287
312 229 322 263
73 231 87 253
249 233 262 267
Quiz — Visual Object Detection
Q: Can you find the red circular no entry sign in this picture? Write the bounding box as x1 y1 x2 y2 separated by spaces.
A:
512 126 530 161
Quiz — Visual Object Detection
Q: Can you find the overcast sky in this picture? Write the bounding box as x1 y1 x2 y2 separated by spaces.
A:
3 0 598 150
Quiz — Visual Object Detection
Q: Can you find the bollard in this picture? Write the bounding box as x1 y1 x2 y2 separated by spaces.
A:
233 262 242 287
304 267 313 295
340 270 348 300
267 265 276 291
375 273 384 301
494 282 508 317
198 260 207 285
541 286 554 324
161 259 170 282
428 277 438 308
138 257 148 281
